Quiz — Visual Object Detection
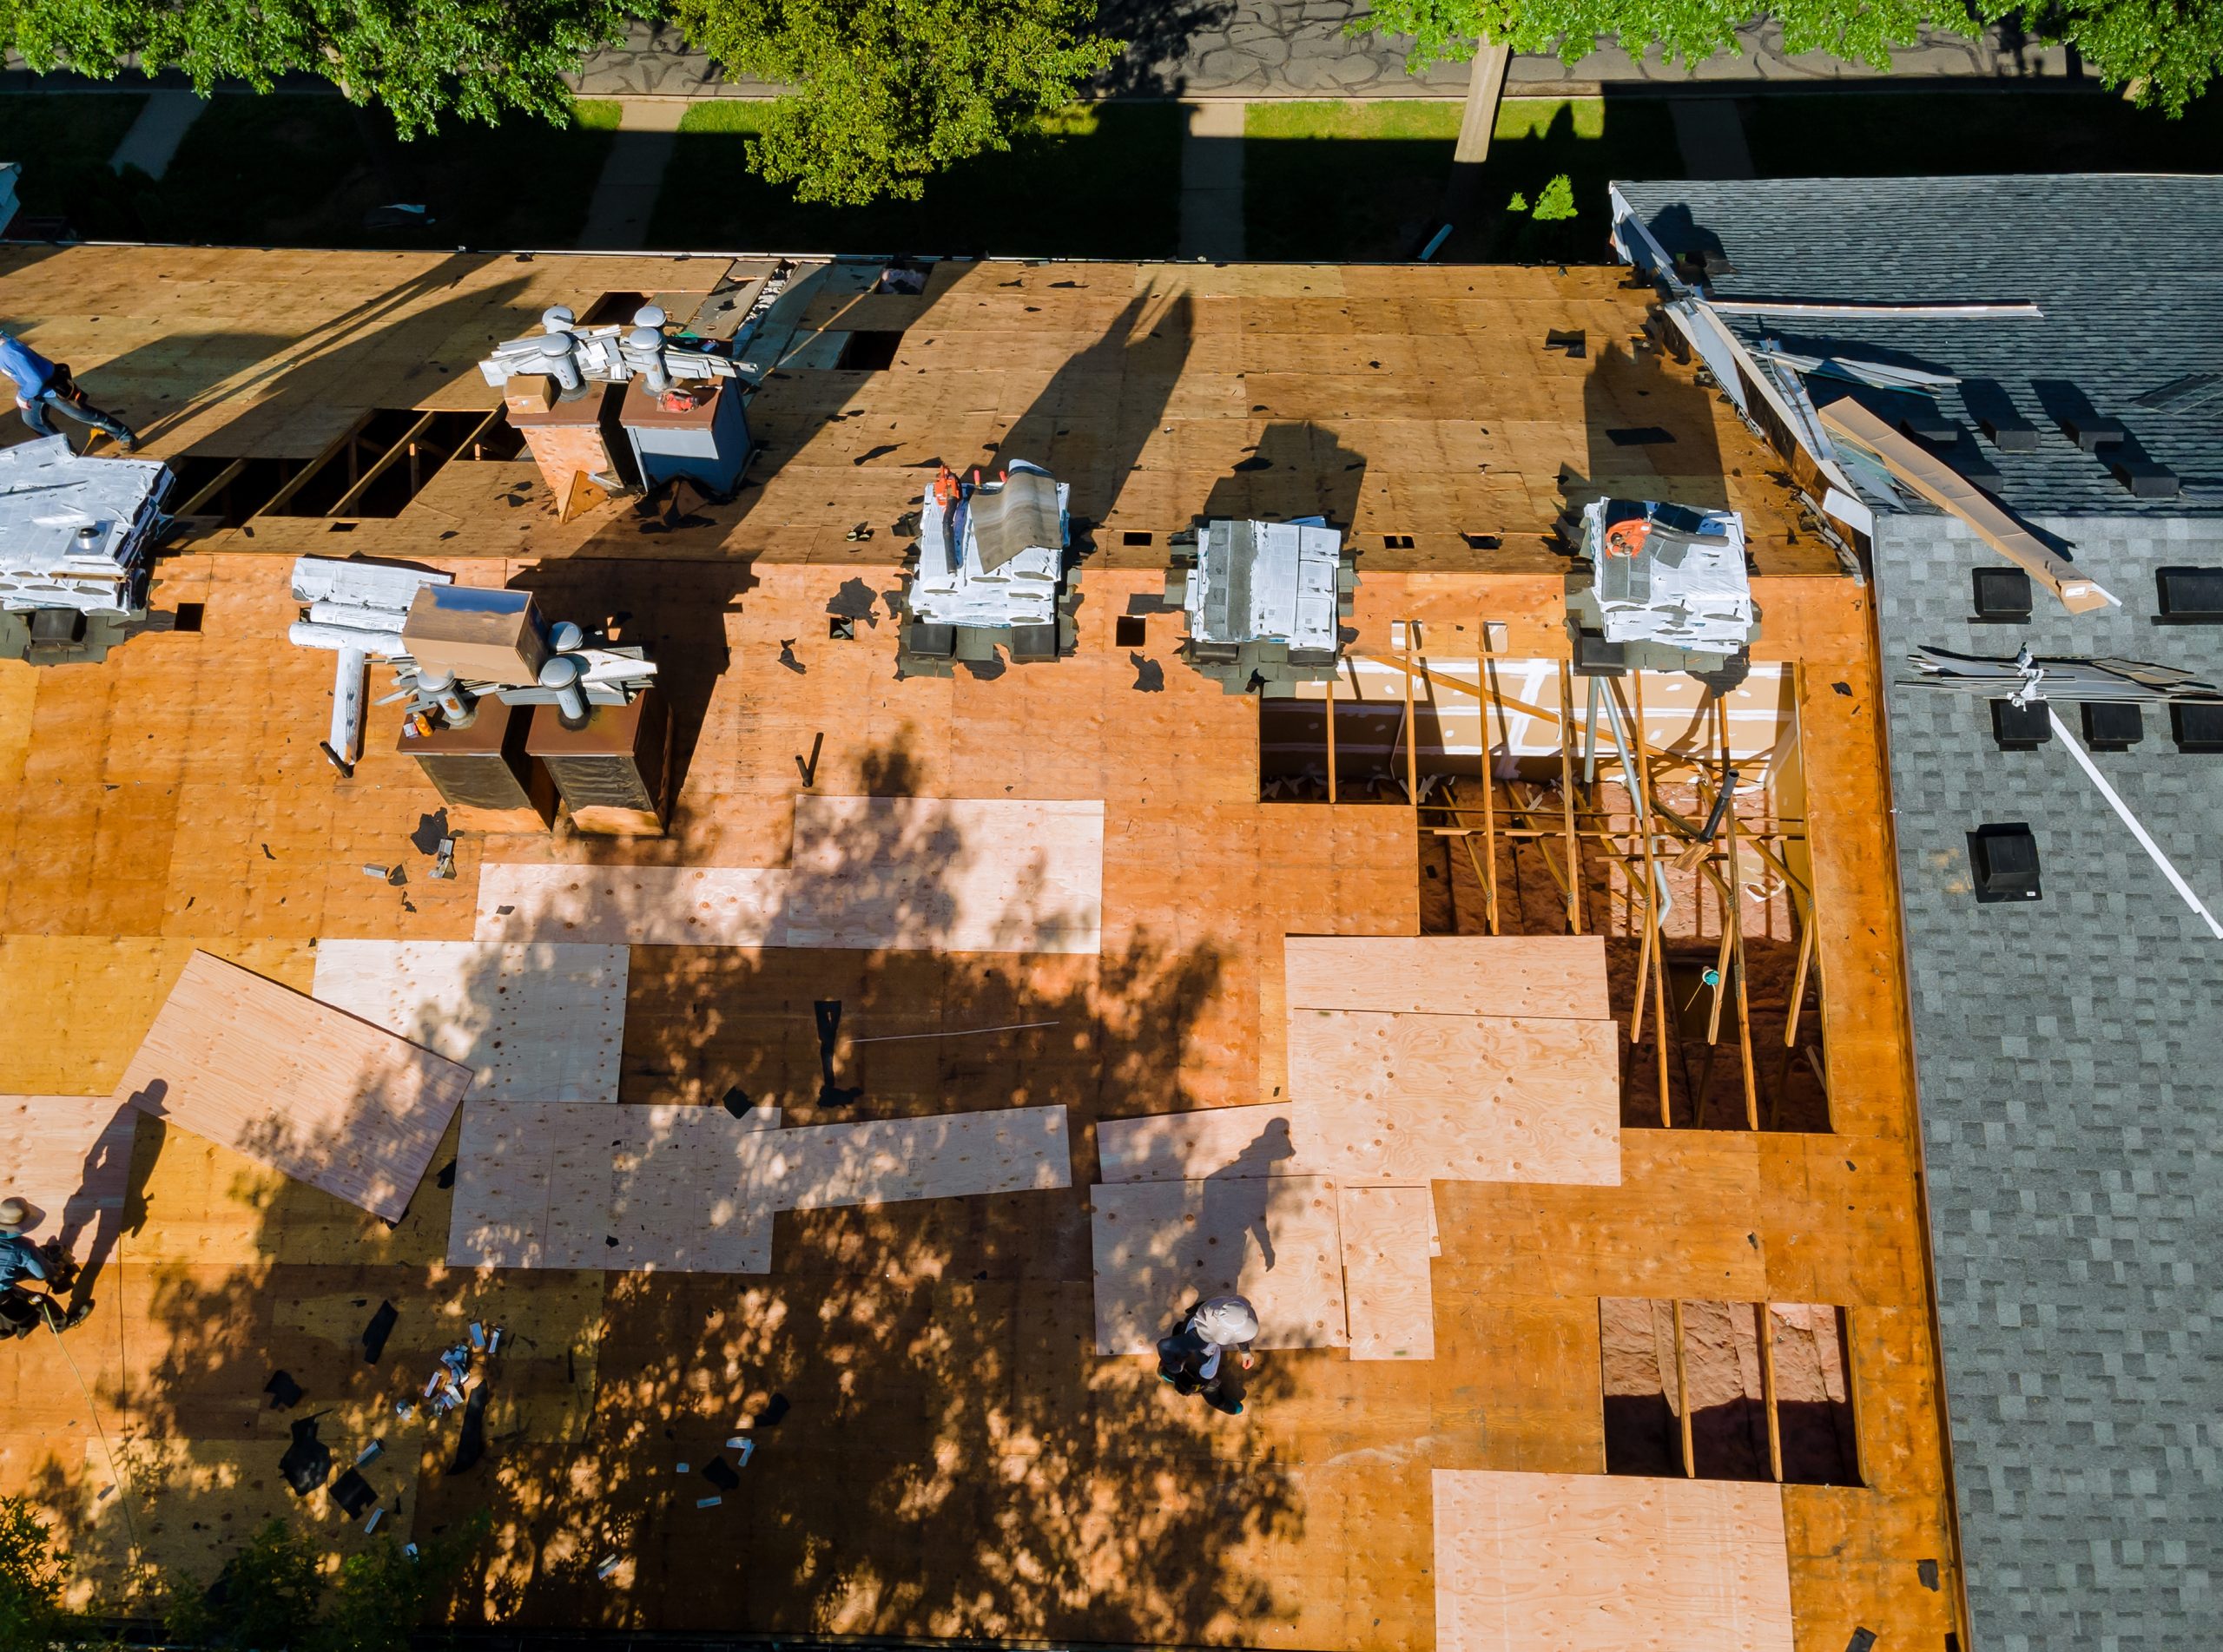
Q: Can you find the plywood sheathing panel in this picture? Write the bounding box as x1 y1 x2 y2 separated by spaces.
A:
474 798 1105 955
473 865 790 945
1089 1175 1349 1355
451 1102 1068 1273
1287 1010 1620 1185
115 951 472 1221
1285 935 1612 1020
1097 1102 1310 1183
785 796 1105 954
1433 1469 1795 1652
755 1105 1074 1210
310 939 628 1103
1338 1183 1436 1361
0 1096 136 1263
449 1100 781 1273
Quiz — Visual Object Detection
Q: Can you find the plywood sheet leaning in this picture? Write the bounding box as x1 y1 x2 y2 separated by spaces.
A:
1432 1469 1795 1652
1338 1182 1435 1360
784 796 1105 954
311 939 628 1104
0 1095 136 1263
1288 1011 1619 1185
1089 1175 1349 1355
1284 935 1612 1020
1097 1102 1314 1183
753 1104 1073 1211
115 951 472 1223
473 864 789 945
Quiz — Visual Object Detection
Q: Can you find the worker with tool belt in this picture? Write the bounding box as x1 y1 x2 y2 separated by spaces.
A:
0 328 137 450
0 1198 92 1335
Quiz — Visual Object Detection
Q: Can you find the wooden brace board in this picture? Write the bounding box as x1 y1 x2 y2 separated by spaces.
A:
1089 1175 1349 1355
1338 1182 1436 1360
1432 1470 1795 1652
310 939 628 1104
473 865 789 945
783 795 1105 954
0 1095 137 1264
115 951 472 1223
1284 935 1612 1021
1287 1010 1620 1185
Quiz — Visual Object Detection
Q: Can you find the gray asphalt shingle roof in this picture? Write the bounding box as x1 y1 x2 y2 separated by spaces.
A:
1613 176 2223 517
1874 512 2223 1650
1608 174 2223 1648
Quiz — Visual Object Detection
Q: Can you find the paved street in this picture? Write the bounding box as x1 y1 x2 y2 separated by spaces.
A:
569 7 2078 99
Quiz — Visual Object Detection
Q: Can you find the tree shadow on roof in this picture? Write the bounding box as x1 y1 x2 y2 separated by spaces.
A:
44 738 1303 1644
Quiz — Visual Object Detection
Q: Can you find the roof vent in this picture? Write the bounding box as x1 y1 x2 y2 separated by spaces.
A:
2034 380 2125 451
2156 567 2223 623
1967 823 2042 903
1960 379 2039 451
1970 567 2032 623
1989 698 2050 750
2080 701 2143 752
2169 701 2223 753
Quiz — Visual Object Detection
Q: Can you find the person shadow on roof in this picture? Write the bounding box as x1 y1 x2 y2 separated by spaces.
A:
1197 1114 1296 1275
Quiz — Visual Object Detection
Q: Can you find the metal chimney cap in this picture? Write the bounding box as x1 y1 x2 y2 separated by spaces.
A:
625 327 665 356
538 655 583 688
540 305 576 332
633 305 667 330
549 620 585 652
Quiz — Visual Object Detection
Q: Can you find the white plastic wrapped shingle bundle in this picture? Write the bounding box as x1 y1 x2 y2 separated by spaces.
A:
908 461 1069 629
1585 497 1753 653
0 436 171 615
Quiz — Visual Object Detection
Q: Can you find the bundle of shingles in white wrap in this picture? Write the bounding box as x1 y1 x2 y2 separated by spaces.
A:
0 436 171 616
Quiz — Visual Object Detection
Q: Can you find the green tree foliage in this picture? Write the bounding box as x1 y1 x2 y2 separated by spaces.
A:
1531 171 1577 220
1354 0 2221 117
671 0 1122 204
0 0 653 136
166 1519 322 1652
0 1497 68 1652
164 1513 485 1652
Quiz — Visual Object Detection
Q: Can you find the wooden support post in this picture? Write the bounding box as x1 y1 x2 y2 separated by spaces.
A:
1758 1301 1784 1483
1478 615 1501 933
1719 698 1760 1132
1628 672 1672 1129
1671 1298 1696 1478
1402 620 1421 808
1324 661 1338 806
1558 660 1581 935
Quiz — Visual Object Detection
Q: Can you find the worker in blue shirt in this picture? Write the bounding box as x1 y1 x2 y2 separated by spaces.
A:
0 330 136 449
0 1197 91 1335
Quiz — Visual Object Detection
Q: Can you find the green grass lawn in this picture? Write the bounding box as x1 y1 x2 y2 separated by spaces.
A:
1741 89 2223 177
44 95 618 247
0 95 149 234
645 101 1182 256
1243 96 1679 262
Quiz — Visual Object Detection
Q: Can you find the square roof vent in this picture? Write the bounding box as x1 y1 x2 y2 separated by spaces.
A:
1971 566 2032 623
1968 823 2042 904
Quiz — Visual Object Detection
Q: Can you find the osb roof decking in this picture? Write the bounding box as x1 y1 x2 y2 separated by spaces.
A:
0 248 1833 573
0 247 1943 1650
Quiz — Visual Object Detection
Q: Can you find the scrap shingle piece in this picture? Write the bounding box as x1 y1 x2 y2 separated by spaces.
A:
115 951 471 1223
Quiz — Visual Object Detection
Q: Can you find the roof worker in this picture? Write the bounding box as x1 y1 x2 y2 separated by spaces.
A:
0 329 137 451
1157 1293 1258 1417
0 1197 91 1336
